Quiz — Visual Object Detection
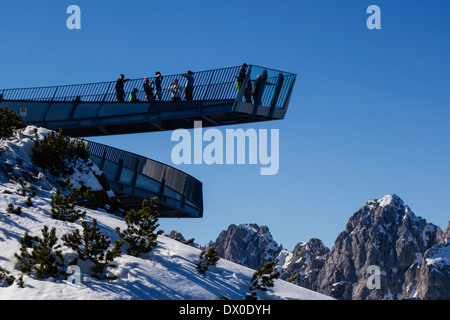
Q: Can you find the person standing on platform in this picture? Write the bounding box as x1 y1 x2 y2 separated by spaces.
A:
115 74 130 102
235 63 248 91
153 71 163 101
252 74 263 103
143 77 154 102
167 79 182 101
182 70 195 101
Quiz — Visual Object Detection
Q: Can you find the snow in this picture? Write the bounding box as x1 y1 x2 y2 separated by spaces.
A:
0 127 333 300
426 241 450 268
0 191 332 300
379 194 395 208
275 249 292 274
422 224 435 245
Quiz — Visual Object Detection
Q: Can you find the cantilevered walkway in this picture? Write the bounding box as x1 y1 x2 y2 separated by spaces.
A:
0 65 296 218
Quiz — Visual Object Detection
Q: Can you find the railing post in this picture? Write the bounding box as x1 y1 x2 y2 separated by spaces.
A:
51 87 59 102
269 73 284 117
253 69 268 114
282 77 296 110
99 146 107 170
159 169 167 203
131 157 140 193
115 159 124 183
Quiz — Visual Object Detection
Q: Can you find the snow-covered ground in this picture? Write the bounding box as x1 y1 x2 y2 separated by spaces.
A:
0 190 332 300
0 126 332 300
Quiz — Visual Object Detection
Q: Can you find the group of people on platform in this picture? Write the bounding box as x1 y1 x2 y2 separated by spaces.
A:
115 63 268 104
115 70 195 103
235 63 271 104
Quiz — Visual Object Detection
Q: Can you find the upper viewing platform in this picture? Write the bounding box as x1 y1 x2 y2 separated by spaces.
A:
0 64 296 137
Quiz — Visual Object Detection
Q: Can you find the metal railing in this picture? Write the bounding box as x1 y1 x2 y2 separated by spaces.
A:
0 66 243 103
240 65 297 109
0 65 296 110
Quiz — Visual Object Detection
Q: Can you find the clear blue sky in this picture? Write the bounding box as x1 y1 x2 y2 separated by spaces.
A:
1 1 449 250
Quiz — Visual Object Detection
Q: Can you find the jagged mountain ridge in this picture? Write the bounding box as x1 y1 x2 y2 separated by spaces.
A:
206 223 283 270
178 194 450 300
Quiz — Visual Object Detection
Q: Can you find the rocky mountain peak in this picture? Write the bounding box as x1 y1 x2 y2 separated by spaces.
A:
277 237 330 290
209 223 282 270
317 194 444 300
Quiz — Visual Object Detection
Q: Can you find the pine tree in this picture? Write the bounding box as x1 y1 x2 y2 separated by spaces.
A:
17 178 27 197
115 198 163 256
32 128 90 178
0 266 16 287
246 261 280 300
195 246 220 275
14 226 64 278
183 238 195 246
7 203 22 215
62 219 122 279
25 196 33 208
50 188 86 222
0 107 26 137
286 274 298 283
69 185 105 210
16 275 24 288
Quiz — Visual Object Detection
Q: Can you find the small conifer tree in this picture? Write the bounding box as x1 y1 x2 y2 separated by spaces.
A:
183 238 195 246
14 226 64 278
116 198 163 256
245 261 280 300
0 107 26 137
195 246 220 275
17 178 27 197
7 203 22 215
0 266 16 287
32 128 90 178
25 196 33 208
50 188 86 222
62 219 122 279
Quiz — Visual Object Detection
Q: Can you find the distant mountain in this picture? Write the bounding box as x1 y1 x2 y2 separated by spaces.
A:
206 224 282 270
276 238 329 291
202 194 450 300
315 194 447 299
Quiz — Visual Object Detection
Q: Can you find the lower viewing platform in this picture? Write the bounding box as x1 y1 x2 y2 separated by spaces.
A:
86 141 203 218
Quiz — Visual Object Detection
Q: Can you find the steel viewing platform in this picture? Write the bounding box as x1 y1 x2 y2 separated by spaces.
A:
0 64 296 218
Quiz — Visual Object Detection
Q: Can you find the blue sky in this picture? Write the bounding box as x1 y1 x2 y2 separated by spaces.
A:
1 1 449 250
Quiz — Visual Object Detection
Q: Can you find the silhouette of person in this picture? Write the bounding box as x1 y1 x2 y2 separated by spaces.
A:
115 74 130 102
129 88 139 102
182 70 195 101
143 77 154 102
167 79 182 101
235 63 248 91
153 71 163 101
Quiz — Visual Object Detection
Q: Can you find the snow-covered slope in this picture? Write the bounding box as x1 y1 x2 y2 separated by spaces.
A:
0 190 332 300
0 126 332 300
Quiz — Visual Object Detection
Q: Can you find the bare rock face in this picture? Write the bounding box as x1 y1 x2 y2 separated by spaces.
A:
402 237 450 300
277 238 329 291
210 224 282 270
315 194 444 300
